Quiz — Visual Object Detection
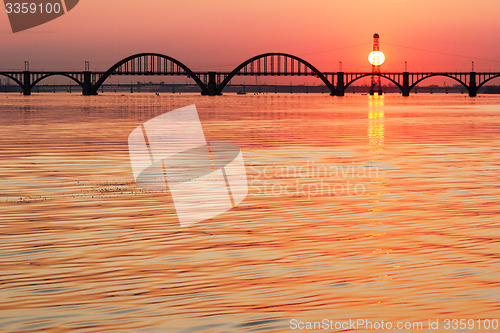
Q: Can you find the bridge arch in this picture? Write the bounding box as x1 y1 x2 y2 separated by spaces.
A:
477 74 500 90
91 53 207 95
344 73 403 92
409 74 469 92
0 73 23 89
217 53 335 94
30 73 84 90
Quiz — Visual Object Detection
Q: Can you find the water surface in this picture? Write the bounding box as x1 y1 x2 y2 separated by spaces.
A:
1 94 499 332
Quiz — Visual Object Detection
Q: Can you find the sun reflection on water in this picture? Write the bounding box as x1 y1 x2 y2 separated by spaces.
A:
368 95 385 149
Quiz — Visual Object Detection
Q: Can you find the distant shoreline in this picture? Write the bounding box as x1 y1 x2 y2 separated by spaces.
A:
1 83 499 95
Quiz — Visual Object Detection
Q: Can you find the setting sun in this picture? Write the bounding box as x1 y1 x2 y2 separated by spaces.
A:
368 51 385 66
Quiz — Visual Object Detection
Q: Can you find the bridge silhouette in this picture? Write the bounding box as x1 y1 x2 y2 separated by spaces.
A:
1 53 499 97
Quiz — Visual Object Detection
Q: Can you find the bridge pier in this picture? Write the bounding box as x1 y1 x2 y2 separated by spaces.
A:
334 72 344 96
22 71 31 95
469 72 477 97
82 71 97 96
402 72 410 96
203 72 222 96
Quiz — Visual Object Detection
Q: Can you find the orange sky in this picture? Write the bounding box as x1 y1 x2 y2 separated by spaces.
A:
1 0 500 73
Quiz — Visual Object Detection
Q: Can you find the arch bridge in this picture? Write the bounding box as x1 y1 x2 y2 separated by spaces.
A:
1 53 499 97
